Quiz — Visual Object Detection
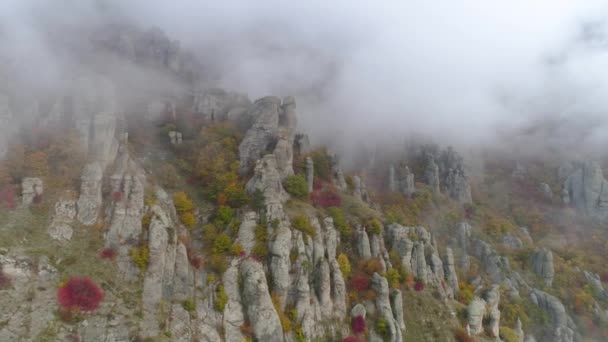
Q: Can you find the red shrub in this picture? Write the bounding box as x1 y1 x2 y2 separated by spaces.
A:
99 248 117 261
453 327 473 342
350 274 371 292
111 191 123 202
313 178 323 191
57 277 104 312
414 279 425 292
312 189 342 208
601 272 608 283
0 268 11 289
189 255 203 269
343 336 363 342
352 315 366 334
0 185 17 210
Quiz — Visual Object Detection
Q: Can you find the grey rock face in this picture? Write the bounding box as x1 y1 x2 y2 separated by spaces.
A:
389 165 397 192
502 233 523 250
456 221 472 251
468 298 486 335
245 154 288 205
425 156 441 194
516 317 525 342
563 161 608 223
371 273 403 342
412 242 427 283
530 289 577 342
357 227 372 260
76 162 104 225
512 162 527 179
238 97 281 174
483 285 501 337
21 178 43 206
471 238 510 283
237 211 258 254
306 157 314 193
294 133 311 155
531 248 554 287
353 175 370 203
223 265 246 342
445 167 472 204
273 97 297 179
48 198 77 242
270 225 292 306
444 247 459 298
192 88 250 120
397 163 416 196
584 271 607 299
240 259 284 342
391 289 406 332
330 154 347 191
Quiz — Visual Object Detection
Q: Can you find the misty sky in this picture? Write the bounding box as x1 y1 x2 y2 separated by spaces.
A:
2 0 608 154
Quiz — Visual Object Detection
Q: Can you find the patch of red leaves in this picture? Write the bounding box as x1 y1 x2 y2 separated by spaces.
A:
111 191 123 202
57 277 104 312
0 268 11 289
189 255 203 269
349 274 371 292
414 279 425 292
99 248 117 261
343 336 363 342
0 185 17 210
311 188 342 208
352 315 366 334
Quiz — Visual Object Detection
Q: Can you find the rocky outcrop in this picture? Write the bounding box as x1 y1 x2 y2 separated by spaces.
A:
240 259 284 342
306 157 314 193
516 317 525 342
502 233 523 250
105 146 147 278
168 131 183 144
425 156 440 194
192 88 250 120
294 133 311 155
539 183 553 200
357 227 372 260
471 238 510 283
444 247 459 298
353 175 370 203
245 154 288 205
530 289 578 342
238 97 281 174
562 161 608 223
223 264 246 342
484 285 501 337
468 298 486 335
237 211 258 254
396 163 416 196
48 198 77 242
445 167 472 204
21 178 43 206
584 271 607 299
76 162 104 225
531 248 554 287
330 154 348 191
371 273 403 342
238 96 297 177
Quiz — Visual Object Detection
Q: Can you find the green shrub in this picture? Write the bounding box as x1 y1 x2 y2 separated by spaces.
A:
499 327 520 342
283 175 309 198
310 148 331 180
214 284 228 312
386 268 401 289
249 189 265 212
368 218 382 235
182 299 195 312
130 246 150 271
208 255 229 275
180 212 196 228
214 206 234 228
253 224 269 258
327 207 352 238
212 233 232 255
173 192 194 213
291 215 316 237
337 253 351 278
375 317 390 338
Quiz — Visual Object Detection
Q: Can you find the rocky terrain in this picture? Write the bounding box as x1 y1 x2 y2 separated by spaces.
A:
0 24 608 342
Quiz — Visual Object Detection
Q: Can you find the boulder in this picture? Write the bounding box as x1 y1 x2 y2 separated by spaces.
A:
467 298 486 335
21 178 43 206
48 198 77 242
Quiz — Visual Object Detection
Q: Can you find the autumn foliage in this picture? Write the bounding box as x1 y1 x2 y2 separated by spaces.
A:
343 337 363 342
352 315 366 334
57 277 104 312
350 274 371 292
99 248 117 261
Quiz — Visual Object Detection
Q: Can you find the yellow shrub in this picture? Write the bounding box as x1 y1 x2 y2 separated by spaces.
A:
337 253 351 278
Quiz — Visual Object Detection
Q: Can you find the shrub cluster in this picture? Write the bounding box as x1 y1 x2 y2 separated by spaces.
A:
311 186 342 208
337 253 351 279
173 191 196 228
352 315 366 334
214 284 228 312
327 207 352 238
57 277 104 312
99 248 117 261
283 175 309 198
291 215 316 237
130 245 150 271
252 224 269 259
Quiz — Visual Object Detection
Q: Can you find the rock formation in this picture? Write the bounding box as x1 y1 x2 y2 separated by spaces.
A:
531 248 554 287
306 157 314 193
425 156 441 194
76 162 104 225
21 178 43 206
562 161 608 223
330 154 348 191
